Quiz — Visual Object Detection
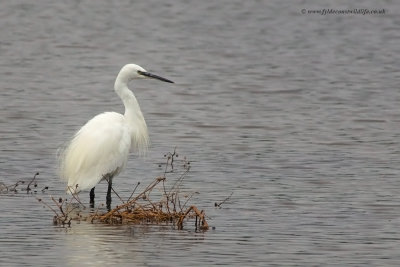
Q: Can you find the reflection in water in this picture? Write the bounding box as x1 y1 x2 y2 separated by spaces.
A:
62 224 146 266
62 223 205 266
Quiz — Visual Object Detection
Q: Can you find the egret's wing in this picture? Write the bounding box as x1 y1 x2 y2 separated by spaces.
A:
60 112 131 193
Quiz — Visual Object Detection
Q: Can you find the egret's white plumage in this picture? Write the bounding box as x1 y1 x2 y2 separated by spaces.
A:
59 64 173 197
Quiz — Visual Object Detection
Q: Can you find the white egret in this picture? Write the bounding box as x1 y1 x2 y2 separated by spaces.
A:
59 64 173 208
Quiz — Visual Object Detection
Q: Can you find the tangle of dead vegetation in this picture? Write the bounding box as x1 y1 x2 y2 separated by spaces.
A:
38 149 209 231
0 172 49 194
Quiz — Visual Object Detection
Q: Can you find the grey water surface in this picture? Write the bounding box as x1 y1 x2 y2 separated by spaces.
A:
1 0 400 266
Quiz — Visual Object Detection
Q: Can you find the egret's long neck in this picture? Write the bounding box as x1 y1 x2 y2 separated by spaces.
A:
114 79 141 121
114 78 149 153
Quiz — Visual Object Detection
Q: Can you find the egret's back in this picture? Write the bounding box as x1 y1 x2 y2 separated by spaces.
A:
59 112 131 193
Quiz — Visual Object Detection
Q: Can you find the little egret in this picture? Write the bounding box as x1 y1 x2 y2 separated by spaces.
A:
59 64 173 208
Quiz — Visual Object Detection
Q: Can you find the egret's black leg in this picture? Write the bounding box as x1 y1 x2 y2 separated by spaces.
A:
90 187 95 208
106 177 113 211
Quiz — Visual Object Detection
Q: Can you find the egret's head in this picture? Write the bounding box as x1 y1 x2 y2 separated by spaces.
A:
118 64 174 84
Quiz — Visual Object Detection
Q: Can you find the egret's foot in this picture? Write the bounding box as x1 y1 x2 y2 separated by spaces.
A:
106 196 112 211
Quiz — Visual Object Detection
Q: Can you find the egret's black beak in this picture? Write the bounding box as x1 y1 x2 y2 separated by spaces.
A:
138 70 174 83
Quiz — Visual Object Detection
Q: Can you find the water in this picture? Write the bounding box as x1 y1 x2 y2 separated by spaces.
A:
1 0 400 265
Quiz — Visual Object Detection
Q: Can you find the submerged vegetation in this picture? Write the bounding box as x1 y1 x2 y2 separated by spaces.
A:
37 149 209 231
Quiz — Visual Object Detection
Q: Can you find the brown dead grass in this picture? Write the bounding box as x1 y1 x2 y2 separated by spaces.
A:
39 149 209 231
